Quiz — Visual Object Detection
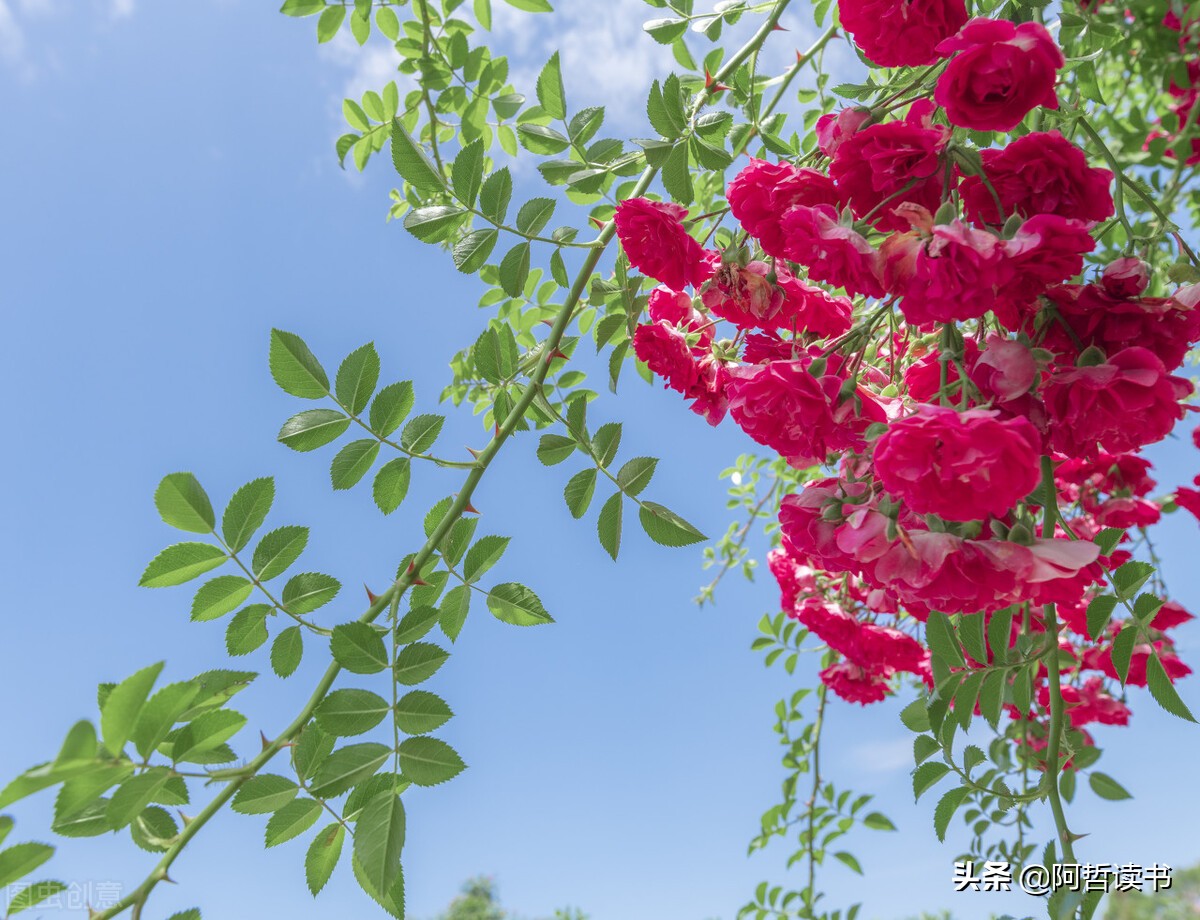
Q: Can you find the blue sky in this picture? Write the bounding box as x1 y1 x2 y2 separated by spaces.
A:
1 2 1198 919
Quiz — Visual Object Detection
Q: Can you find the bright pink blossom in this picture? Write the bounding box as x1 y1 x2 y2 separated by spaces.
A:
726 159 843 259
1043 347 1191 457
614 198 706 290
959 131 1114 224
934 19 1064 131
873 405 1042 521
779 204 886 298
838 0 968 66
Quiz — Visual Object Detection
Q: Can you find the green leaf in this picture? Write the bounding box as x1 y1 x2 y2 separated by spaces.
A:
486 582 554 626
516 198 556 236
597 492 622 560
107 769 171 829
480 168 512 224
171 709 247 763
591 422 621 468
278 409 351 452
0 816 11 847
292 725 334 782
221 478 274 553
1111 625 1138 684
155 473 215 534
933 786 970 842
1094 527 1125 556
644 17 688 43
537 434 576 466
102 662 164 755
390 120 444 195
252 526 309 581
282 572 341 614
1133 592 1165 623
400 414 445 454
271 626 304 678
862 811 896 831
225 609 271 657
395 605 440 644
616 457 656 496
191 576 253 622
354 792 406 895
139 543 227 588
270 329 329 398
834 851 863 875
331 439 380 490
398 736 466 786
1146 652 1197 722
463 535 510 582
231 775 299 815
925 611 966 668
349 8 370 44
280 0 325 12
130 683 197 760
352 849 406 919
439 585 470 642
499 242 531 297
265 797 322 847
451 138 486 209
1112 561 1155 600
315 689 391 736
306 823 345 896
0 843 54 890
5 880 68 915
536 51 566 119
308 743 390 798
452 227 501 276
373 458 412 515
369 381 415 437
316 3 345 41
375 4 399 38
1086 595 1118 639
564 468 597 519
331 623 389 674
912 761 950 801
661 141 693 202
1088 771 1132 801
502 0 552 9
394 642 450 685
899 698 931 733
404 205 467 243
394 690 454 735
517 123 570 155
336 343 381 416
638 501 706 547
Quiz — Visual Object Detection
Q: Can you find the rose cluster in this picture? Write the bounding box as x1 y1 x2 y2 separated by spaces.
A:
613 9 1199 751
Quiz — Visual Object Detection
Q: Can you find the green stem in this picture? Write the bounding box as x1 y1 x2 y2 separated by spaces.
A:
1039 455 1078 867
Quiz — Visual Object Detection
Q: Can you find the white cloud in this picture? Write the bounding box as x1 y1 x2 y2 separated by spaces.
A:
110 0 134 19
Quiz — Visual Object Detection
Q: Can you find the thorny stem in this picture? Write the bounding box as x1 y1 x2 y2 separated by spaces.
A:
91 4 796 915
803 683 827 919
698 475 781 603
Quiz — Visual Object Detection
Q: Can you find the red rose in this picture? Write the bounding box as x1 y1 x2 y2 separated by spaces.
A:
1043 346 1191 457
725 159 842 259
614 198 706 290
873 404 1042 521
632 321 703 395
838 0 968 67
934 19 1064 131
829 101 950 232
820 661 893 705
726 358 885 467
997 215 1095 324
779 204 886 298
959 131 1114 224
701 261 852 336
815 107 871 157
889 220 1007 325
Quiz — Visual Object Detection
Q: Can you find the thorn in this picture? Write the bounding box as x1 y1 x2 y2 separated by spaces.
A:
406 561 430 587
704 69 732 94
465 502 481 515
796 50 806 63
177 811 194 828
589 216 606 228
772 23 789 30
260 730 271 751
540 319 554 327
493 422 501 437
548 349 569 361
466 445 482 459
161 873 177 886
365 583 379 604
